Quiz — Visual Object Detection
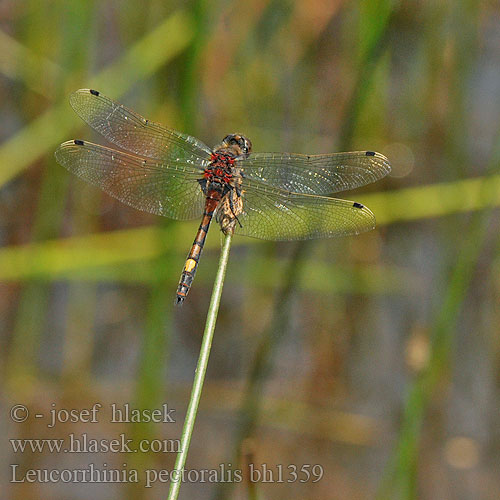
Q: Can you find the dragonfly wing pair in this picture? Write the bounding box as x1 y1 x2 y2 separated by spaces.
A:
241 151 390 195
55 89 391 303
56 140 207 220
234 178 377 240
56 89 390 241
68 89 212 162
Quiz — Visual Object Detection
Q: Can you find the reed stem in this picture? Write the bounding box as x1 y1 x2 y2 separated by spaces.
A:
167 231 233 500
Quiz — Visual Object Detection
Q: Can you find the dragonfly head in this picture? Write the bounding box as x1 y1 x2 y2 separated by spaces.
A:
217 134 252 158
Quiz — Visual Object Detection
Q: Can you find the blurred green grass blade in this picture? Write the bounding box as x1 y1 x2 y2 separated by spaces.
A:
8 161 71 382
0 9 193 188
362 174 500 225
377 124 500 498
1 174 499 279
7 0 96 387
179 0 210 133
0 245 411 294
0 215 410 294
214 239 309 500
0 29 63 97
358 0 394 63
377 207 496 499
0 225 196 279
129 224 177 500
90 10 192 96
339 1 395 150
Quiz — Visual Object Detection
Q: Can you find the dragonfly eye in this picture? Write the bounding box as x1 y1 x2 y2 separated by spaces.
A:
222 135 238 146
222 134 251 155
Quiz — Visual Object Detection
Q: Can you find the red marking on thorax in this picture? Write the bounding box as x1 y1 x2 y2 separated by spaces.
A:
204 152 235 184
210 152 235 165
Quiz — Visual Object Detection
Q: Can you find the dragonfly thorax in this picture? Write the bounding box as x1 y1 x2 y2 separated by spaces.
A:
204 152 236 188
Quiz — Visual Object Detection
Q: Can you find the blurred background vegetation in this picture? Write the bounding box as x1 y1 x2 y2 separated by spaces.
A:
1 0 499 499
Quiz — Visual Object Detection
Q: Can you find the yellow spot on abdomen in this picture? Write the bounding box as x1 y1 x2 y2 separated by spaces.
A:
185 259 197 272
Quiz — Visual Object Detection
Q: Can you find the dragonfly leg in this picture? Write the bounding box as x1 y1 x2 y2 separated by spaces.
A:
228 187 243 228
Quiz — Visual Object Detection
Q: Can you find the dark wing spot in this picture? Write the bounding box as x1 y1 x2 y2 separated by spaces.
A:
365 151 376 156
89 89 100 96
353 202 364 209
74 139 85 145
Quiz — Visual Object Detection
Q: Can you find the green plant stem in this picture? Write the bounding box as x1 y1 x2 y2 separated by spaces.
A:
167 231 233 500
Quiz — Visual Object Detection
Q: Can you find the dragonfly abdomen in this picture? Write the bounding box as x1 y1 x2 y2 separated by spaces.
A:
175 193 221 305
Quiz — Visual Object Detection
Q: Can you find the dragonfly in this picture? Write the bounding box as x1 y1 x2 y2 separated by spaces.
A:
55 89 391 304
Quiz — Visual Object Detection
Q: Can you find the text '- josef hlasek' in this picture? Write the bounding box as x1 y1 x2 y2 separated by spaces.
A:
10 403 175 428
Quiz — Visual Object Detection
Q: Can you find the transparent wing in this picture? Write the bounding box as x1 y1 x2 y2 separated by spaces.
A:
231 178 376 241
240 151 391 195
69 89 212 162
55 140 206 220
